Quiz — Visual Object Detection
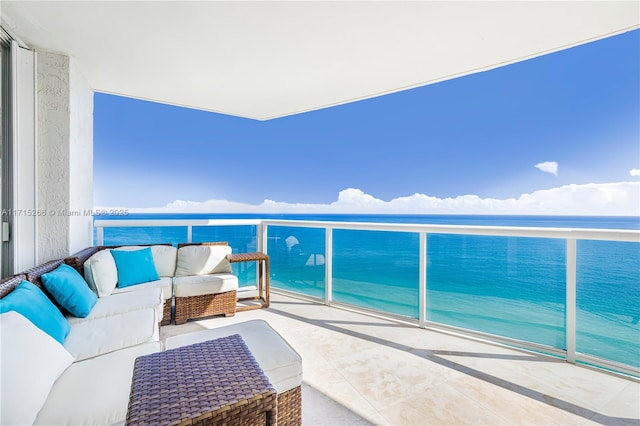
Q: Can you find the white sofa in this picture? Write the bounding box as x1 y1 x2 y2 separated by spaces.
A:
0 269 163 426
1 311 303 426
1 309 162 425
82 244 239 324
0 263 302 425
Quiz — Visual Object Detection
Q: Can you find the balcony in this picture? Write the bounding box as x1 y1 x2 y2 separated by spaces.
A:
1 3 638 423
161 291 639 424
94 217 640 380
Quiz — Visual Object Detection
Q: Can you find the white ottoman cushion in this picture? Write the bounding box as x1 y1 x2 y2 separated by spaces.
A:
164 319 302 393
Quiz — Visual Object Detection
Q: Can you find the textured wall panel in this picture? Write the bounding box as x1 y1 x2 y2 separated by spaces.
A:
36 51 93 261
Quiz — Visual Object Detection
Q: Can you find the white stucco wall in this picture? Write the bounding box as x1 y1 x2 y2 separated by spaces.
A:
68 57 93 254
36 51 93 262
36 51 70 261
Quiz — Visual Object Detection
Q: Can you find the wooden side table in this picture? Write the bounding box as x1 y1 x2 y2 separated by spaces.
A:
126 334 276 426
227 252 270 312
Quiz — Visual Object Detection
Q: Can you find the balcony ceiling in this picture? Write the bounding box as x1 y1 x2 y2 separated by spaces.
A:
2 1 638 120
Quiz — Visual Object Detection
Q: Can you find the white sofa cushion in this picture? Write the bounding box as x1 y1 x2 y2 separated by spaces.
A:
111 276 173 300
150 245 178 277
64 308 159 361
164 319 302 394
173 273 238 297
116 245 178 277
84 249 118 297
66 287 164 325
175 245 232 277
84 245 178 297
34 341 161 426
0 311 74 426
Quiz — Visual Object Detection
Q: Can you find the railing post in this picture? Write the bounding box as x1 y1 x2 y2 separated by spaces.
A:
419 232 427 328
97 226 104 245
566 238 577 364
257 223 267 288
187 225 193 243
259 222 266 254
325 226 333 305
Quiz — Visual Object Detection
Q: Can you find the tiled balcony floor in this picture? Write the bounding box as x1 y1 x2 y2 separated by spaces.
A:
160 292 640 426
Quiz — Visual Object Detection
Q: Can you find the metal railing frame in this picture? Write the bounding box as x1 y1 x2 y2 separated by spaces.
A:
94 218 640 377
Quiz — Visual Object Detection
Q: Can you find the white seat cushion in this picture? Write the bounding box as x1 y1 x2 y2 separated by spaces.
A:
173 274 238 297
66 287 164 325
164 319 302 393
0 311 74 426
64 308 159 361
111 276 173 300
34 341 161 426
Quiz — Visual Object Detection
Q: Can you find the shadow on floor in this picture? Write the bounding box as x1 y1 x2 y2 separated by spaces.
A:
267 302 638 425
302 383 374 426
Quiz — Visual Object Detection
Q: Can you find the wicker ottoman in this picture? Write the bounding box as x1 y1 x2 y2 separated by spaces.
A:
127 334 276 425
165 319 302 425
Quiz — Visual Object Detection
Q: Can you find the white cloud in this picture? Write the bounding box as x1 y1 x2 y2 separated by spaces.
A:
110 181 640 216
630 168 640 177
534 161 558 176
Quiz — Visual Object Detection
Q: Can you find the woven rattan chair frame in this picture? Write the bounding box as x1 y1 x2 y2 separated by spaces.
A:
174 290 237 325
277 386 303 425
177 241 229 248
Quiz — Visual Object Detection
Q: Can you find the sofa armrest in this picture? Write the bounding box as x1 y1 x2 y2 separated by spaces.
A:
0 274 26 298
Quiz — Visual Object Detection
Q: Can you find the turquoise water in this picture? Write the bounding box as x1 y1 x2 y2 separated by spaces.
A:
95 214 640 369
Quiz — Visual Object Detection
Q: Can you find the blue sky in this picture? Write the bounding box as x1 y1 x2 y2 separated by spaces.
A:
94 29 639 215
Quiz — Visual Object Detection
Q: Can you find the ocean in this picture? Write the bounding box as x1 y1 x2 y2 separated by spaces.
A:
95 214 640 369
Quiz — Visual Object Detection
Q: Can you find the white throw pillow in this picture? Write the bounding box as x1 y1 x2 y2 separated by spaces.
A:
0 311 74 426
175 245 232 277
84 249 118 297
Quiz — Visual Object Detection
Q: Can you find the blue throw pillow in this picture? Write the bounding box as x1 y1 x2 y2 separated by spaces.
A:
41 263 98 318
0 280 70 344
111 247 160 288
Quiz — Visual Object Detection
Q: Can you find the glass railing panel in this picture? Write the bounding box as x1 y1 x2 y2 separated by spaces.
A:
98 226 187 246
332 229 419 318
192 225 257 253
577 240 640 368
267 226 326 298
427 234 566 348
193 225 258 287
